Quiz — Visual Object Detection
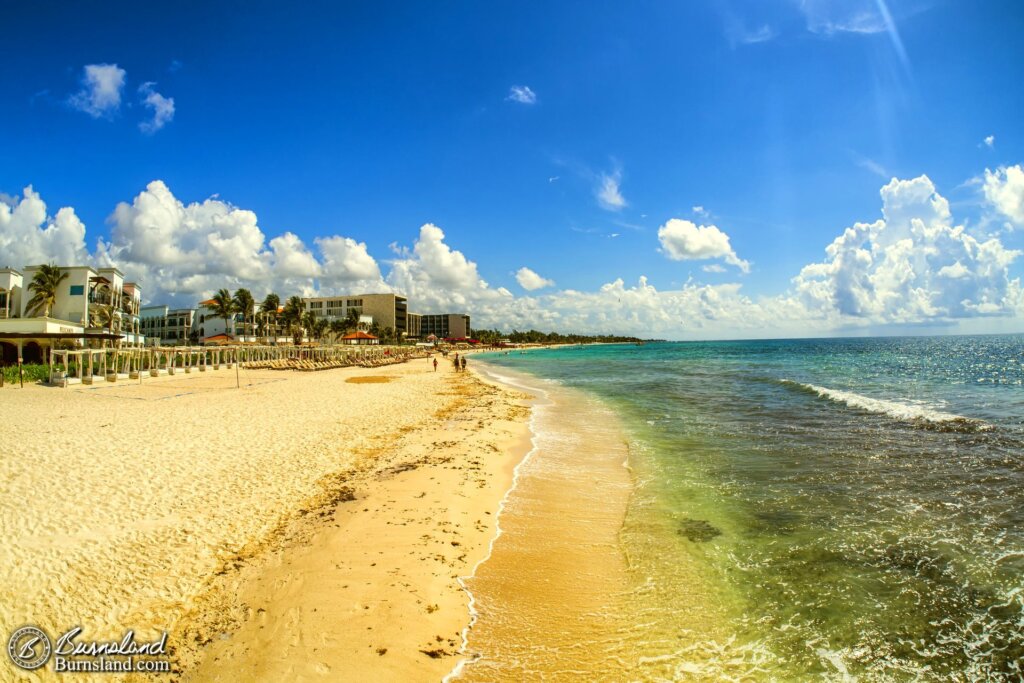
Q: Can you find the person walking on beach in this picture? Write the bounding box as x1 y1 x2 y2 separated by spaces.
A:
453 356 460 372
460 356 467 372
432 357 438 372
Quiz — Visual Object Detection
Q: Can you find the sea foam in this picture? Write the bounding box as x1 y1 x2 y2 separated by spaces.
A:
781 380 993 432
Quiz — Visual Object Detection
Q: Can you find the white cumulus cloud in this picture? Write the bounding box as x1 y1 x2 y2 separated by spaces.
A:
386 224 505 313
138 83 175 134
515 267 554 291
68 64 126 118
657 219 750 273
984 135 995 148
269 232 321 279
506 85 537 105
0 186 90 267
983 165 1024 228
793 174 1021 321
4 171 1023 339
95 180 387 303
316 236 382 283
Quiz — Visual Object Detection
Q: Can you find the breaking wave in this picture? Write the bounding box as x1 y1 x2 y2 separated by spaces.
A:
781 380 993 433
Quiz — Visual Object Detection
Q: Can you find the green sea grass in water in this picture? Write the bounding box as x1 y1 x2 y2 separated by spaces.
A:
478 335 1024 681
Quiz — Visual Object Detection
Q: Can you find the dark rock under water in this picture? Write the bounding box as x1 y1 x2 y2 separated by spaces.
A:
680 518 722 542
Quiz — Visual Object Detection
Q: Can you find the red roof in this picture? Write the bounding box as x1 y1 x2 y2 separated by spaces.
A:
199 298 217 306
204 333 234 342
341 330 378 340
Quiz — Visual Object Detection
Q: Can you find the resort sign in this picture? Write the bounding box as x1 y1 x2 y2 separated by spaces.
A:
6 625 171 674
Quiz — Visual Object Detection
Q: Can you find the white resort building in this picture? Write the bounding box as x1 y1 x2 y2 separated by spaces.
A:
0 264 144 364
195 298 258 343
301 293 409 337
141 305 197 346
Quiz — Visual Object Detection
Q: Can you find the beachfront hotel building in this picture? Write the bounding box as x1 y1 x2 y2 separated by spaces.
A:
406 312 422 339
301 293 409 336
420 313 471 339
141 305 196 346
0 264 144 363
195 298 258 342
0 268 23 322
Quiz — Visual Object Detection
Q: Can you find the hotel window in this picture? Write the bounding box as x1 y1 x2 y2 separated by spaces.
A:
69 285 84 296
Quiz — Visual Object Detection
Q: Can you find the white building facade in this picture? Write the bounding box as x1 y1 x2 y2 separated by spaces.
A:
0 264 144 363
140 305 197 346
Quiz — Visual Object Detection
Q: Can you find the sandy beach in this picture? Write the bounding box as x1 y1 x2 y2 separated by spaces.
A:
0 358 532 681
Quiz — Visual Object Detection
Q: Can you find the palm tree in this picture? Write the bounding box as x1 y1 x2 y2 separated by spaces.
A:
344 307 361 333
260 293 280 341
210 288 237 339
381 326 395 344
91 303 123 360
301 310 317 340
282 296 304 343
314 317 328 342
329 319 346 343
26 264 68 318
233 288 255 340
90 303 118 334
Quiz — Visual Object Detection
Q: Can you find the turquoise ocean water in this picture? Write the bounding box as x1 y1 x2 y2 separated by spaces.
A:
478 335 1024 681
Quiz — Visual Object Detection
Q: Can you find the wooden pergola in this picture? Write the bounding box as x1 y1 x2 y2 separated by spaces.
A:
0 330 123 387
37 342 430 388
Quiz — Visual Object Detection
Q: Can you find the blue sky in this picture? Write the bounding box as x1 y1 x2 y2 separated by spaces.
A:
1 1 1023 338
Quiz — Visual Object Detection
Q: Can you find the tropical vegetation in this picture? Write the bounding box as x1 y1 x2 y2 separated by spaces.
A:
259 292 281 341
26 264 68 318
209 288 237 337
233 288 255 338
282 296 304 343
1 363 50 386
469 328 647 345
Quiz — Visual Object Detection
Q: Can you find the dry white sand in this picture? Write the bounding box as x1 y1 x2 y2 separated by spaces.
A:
0 359 531 682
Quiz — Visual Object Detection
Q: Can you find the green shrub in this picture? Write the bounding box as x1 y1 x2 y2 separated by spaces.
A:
1 363 52 386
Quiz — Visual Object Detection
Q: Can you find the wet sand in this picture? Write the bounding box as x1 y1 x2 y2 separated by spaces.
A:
451 365 636 681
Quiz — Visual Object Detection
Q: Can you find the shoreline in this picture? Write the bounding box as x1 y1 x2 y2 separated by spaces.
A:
2 351 652 681
181 364 535 681
451 361 636 681
0 359 534 682
444 365 547 682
